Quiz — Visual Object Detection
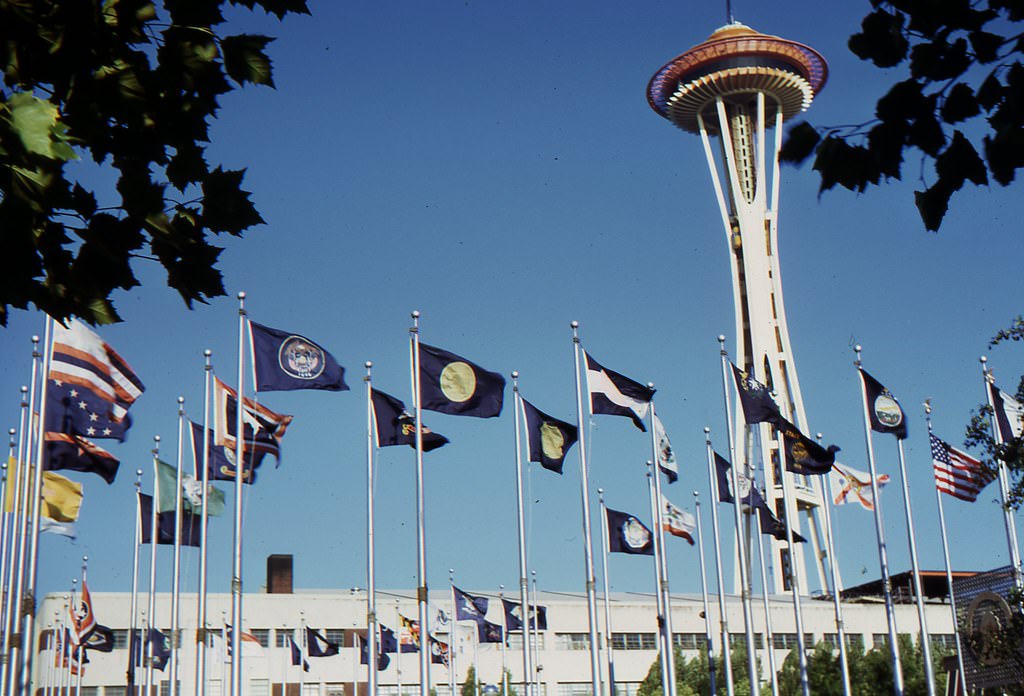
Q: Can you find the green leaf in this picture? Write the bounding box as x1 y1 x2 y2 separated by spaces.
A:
779 121 821 164
969 29 1005 63
7 92 75 161
914 180 954 231
849 9 909 67
221 34 275 87
200 167 264 234
940 82 981 123
935 130 988 188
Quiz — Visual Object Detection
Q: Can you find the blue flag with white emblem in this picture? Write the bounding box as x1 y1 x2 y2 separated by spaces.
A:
521 398 577 474
250 321 349 392
859 368 907 440
418 343 505 418
605 507 655 555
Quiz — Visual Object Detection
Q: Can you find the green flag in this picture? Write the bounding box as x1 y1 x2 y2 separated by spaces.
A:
155 459 225 517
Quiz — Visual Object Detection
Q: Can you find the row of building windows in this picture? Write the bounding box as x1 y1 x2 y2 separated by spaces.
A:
48 681 649 696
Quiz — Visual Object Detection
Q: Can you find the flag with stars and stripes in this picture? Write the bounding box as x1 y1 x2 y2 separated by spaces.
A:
930 433 996 503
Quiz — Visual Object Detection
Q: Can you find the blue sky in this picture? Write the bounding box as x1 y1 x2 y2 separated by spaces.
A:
2 0 1022 609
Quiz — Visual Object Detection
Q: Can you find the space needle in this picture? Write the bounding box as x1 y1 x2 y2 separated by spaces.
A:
646 22 830 598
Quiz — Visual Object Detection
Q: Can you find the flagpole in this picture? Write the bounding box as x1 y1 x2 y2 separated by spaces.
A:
393 602 401 696
195 349 213 696
365 361 379 696
0 435 11 689
147 436 162 693
751 505 779 696
569 321 604 696
75 558 88 696
230 291 247 696
20 315 55 695
704 428 735 696
924 403 968 692
530 571 541 695
854 346 904 696
692 491 719 696
1 384 29 693
597 490 618 696
299 613 306 694
129 471 143 695
60 595 70 696
815 437 851 696
718 337 761 696
169 396 187 696
980 356 1024 587
648 404 677 696
44 616 54 696
409 310 431 696
643 466 671 696
895 435 936 696
510 376 534 696
448 569 459 694
499 585 508 695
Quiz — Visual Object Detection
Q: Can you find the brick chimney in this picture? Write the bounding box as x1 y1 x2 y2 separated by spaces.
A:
267 554 293 593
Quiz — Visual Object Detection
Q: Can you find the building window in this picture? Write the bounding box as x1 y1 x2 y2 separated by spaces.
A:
275 628 295 648
304 685 323 696
324 628 345 645
611 633 657 650
614 685 641 696
674 633 707 650
111 629 129 650
248 629 270 647
730 633 764 649
556 685 594 696
931 634 957 651
206 680 222 696
104 687 127 696
824 633 866 651
556 633 589 651
248 679 270 696
872 633 888 649
79 688 98 696
506 633 545 650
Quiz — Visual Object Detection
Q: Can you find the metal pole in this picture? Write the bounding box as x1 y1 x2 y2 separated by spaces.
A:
597 490 618 696
531 571 541 696
644 467 671 696
449 569 457 696
649 404 677 696
718 338 761 696
817 440 852 696
895 437 936 696
365 361 379 695
129 470 143 695
230 292 247 696
924 404 968 692
704 429 735 696
569 322 605 696
499 585 508 695
194 349 213 696
1 384 29 693
169 396 186 696
693 492 718 696
510 378 534 696
75 558 87 696
752 506 779 696
410 311 431 696
0 433 12 688
146 437 162 693
855 347 904 696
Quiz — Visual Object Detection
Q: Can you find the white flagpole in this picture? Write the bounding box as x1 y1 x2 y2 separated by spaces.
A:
394 602 402 696
692 491 719 696
644 467 671 696
169 396 187 696
815 440 851 696
499 585 508 695
924 404 968 691
597 490 618 696
44 616 55 696
448 569 458 693
980 356 1024 587
409 310 431 696
230 291 247 696
75 558 88 696
569 321 604 696
894 436 936 696
146 436 162 692
0 434 12 685
69 578 78 696
717 338 761 696
195 349 213 696
129 471 143 695
648 404 677 696
365 361 379 695
854 346 904 696
704 428 735 696
751 503 779 696
299 613 306 694
59 595 70 696
530 571 541 695
20 315 55 695
510 376 534 696
1 383 29 693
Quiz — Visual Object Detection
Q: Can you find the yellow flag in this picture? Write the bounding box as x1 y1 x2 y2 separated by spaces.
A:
41 472 83 523
4 457 21 513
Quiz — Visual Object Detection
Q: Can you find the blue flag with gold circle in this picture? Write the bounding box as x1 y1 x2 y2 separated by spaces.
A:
250 321 349 392
418 343 505 418
521 397 578 474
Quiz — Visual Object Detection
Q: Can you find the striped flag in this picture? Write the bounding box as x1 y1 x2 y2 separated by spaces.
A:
930 433 996 502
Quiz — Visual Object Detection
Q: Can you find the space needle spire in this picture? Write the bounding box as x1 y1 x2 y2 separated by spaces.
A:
647 23 830 595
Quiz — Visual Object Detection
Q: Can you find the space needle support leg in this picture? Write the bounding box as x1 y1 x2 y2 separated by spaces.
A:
697 113 736 237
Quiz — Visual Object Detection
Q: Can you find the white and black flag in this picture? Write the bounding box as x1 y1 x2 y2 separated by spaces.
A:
584 351 655 431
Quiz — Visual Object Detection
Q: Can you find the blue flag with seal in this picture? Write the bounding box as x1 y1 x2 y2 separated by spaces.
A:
418 343 505 418
371 389 449 452
521 398 578 474
249 321 348 392
453 586 489 623
859 368 907 440
605 507 655 555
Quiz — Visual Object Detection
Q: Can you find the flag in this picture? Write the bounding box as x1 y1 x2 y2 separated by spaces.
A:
370 389 448 452
418 343 505 418
501 599 548 632
830 462 889 511
40 518 77 539
775 417 838 475
83 625 114 653
358 635 391 670
379 625 398 653
521 398 578 474
40 471 83 522
749 487 807 543
45 320 145 442
146 628 171 671
213 377 293 465
289 636 309 672
138 493 201 547
714 452 754 505
988 381 1024 442
584 352 655 431
399 614 420 652
453 586 489 623
660 495 695 545
652 413 678 482
155 459 225 516
305 627 339 657
477 619 503 643
860 369 907 439
605 507 655 555
429 635 450 665
43 432 119 484
931 433 997 503
190 420 259 485
72 579 97 641
249 321 349 392
731 362 783 425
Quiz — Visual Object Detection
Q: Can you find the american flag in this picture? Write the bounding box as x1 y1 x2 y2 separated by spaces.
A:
930 433 996 502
